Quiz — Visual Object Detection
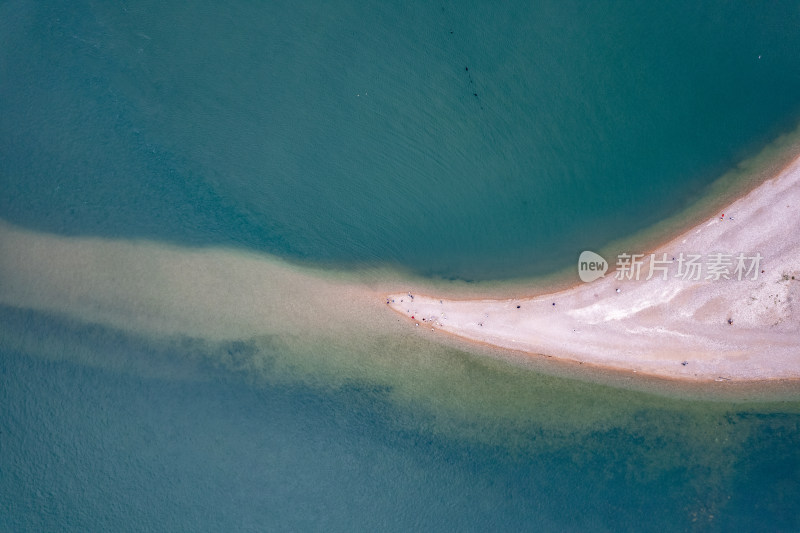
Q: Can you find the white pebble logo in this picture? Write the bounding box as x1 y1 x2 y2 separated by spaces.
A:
578 251 608 282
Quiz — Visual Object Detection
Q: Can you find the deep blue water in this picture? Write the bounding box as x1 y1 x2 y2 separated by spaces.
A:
1 306 800 531
2 1 800 530
2 0 800 279
3 333 800 532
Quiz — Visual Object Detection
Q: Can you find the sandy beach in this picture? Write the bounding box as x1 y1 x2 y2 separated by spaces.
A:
388 156 800 382
1 157 798 387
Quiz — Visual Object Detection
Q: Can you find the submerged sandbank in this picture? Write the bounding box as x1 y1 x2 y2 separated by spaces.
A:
1 146 799 395
389 155 800 382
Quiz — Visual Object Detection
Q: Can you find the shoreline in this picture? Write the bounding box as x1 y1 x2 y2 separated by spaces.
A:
388 153 800 383
375 127 800 303
1 137 800 397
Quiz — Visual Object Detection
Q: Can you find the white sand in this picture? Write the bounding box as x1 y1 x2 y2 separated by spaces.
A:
388 157 800 381
1 156 798 385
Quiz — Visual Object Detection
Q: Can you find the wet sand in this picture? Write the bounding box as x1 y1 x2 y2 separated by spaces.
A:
388 156 800 382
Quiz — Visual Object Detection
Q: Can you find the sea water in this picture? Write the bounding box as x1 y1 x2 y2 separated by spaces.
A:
3 0 800 279
2 307 800 531
2 0 800 530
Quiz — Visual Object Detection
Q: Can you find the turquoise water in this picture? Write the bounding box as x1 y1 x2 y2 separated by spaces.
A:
2 1 800 530
3 0 800 279
2 307 800 531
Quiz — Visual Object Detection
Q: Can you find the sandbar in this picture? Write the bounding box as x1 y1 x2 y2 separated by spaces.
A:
388 156 800 382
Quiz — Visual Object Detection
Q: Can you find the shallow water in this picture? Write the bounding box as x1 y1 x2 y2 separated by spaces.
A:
2 0 800 530
2 307 799 531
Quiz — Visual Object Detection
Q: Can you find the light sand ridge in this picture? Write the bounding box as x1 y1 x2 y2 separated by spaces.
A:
388 157 800 381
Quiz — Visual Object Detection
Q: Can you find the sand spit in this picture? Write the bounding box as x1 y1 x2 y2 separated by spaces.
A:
389 157 800 382
1 157 798 387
